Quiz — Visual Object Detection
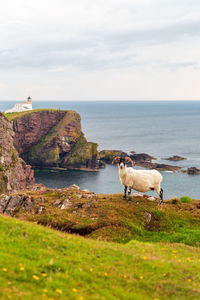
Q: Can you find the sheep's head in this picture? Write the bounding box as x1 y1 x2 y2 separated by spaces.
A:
112 156 134 169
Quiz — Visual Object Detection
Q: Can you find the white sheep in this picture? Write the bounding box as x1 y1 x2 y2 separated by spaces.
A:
112 156 163 204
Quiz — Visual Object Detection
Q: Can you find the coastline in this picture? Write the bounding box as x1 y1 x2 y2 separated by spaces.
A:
1 101 200 198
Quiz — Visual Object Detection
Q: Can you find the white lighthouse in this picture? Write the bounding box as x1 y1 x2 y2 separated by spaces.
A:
5 97 33 113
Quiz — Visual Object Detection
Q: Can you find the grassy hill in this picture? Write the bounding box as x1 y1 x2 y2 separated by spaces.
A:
0 187 200 299
4 186 200 247
0 214 200 300
4 109 69 121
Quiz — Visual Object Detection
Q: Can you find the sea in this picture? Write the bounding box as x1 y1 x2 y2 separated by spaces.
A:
1 100 200 199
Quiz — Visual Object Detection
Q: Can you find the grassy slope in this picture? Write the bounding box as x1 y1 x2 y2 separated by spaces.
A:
4 109 70 121
0 214 200 300
12 188 200 247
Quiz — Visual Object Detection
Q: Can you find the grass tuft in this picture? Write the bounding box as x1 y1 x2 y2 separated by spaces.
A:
180 196 193 203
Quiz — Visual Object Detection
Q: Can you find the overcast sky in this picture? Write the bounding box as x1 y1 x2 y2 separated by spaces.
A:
0 0 200 101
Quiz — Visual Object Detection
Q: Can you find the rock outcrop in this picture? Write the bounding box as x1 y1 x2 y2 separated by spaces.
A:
0 112 34 193
8 109 99 170
187 167 200 175
164 155 186 161
135 161 181 171
99 150 181 171
130 153 156 162
99 151 156 165
99 150 127 164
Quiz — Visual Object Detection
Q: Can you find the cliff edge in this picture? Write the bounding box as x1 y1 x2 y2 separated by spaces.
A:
6 109 99 170
0 112 34 193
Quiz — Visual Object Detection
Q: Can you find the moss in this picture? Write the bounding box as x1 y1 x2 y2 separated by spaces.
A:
99 150 123 164
88 143 98 162
0 171 8 193
0 165 4 172
11 150 18 164
28 124 61 164
65 134 88 167
43 146 60 164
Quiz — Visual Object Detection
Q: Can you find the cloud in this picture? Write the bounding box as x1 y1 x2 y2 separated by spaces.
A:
0 6 200 70
0 0 200 99
164 61 199 72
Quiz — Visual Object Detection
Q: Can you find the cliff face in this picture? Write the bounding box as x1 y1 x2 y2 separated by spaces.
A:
0 113 34 193
12 110 66 155
9 110 99 170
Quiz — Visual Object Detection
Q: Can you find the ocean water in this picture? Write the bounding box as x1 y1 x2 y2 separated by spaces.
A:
1 100 200 199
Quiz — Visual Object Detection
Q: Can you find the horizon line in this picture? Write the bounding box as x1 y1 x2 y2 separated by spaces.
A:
1 99 200 102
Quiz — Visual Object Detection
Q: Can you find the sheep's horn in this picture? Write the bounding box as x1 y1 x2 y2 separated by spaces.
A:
112 156 121 164
125 156 134 166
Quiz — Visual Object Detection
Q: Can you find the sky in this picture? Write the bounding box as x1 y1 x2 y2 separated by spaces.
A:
0 0 200 101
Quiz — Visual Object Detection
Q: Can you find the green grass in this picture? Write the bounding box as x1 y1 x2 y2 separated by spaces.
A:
180 196 193 203
4 109 70 121
0 214 200 300
8 188 200 247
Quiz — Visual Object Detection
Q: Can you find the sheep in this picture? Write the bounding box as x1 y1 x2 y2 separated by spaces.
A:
112 156 163 204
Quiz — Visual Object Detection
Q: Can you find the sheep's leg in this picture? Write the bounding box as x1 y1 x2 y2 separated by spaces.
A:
127 187 131 202
159 188 163 205
155 184 163 205
123 186 127 200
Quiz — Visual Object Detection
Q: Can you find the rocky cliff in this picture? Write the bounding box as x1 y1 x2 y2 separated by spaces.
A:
7 109 99 170
0 112 34 193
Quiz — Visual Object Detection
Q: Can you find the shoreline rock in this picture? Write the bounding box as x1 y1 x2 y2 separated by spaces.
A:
164 155 186 161
100 149 182 171
130 153 156 162
186 167 200 175
134 161 182 171
99 150 128 164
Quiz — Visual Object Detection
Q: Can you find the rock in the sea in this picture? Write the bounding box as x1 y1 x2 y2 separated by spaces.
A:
99 150 128 164
135 161 181 171
164 155 186 161
0 112 34 193
8 110 100 171
130 153 156 162
99 149 181 172
187 167 200 175
99 151 155 165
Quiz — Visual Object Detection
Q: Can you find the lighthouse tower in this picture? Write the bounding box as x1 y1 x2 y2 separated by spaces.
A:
5 97 33 113
27 96 32 105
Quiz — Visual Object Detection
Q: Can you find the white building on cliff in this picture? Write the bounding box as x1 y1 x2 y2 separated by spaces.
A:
5 97 32 113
